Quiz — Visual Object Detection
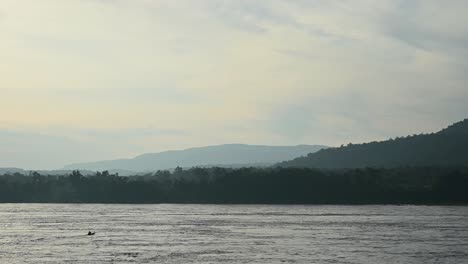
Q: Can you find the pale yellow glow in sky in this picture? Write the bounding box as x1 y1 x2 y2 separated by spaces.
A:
0 0 467 168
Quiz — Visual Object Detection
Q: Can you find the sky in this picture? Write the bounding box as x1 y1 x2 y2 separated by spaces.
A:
1 0 467 169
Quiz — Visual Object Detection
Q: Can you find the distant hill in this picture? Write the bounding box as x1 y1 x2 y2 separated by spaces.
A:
0 168 99 176
278 119 468 168
0 168 25 175
65 144 327 172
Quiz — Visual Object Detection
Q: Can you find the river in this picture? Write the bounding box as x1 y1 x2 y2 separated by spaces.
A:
0 204 467 263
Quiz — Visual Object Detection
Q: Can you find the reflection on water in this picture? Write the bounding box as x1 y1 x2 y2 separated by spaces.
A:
0 204 467 263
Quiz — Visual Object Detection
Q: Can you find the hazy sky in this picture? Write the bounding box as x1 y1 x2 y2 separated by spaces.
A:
1 0 467 169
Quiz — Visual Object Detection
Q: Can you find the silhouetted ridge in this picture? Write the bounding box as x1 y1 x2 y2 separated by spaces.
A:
437 119 468 135
278 120 468 168
65 144 327 172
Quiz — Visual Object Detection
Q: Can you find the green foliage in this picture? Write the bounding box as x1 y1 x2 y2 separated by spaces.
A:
0 167 467 204
278 119 468 168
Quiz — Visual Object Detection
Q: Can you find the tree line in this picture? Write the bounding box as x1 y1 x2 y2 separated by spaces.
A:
0 166 467 204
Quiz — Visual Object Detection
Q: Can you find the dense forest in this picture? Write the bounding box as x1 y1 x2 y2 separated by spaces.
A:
278 119 468 168
2 120 467 204
0 166 467 204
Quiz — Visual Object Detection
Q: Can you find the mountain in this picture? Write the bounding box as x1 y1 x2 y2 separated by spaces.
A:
0 168 99 176
65 144 327 172
278 119 468 168
0 168 25 175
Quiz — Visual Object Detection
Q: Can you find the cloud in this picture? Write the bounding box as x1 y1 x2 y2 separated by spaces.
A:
381 0 468 57
0 0 467 168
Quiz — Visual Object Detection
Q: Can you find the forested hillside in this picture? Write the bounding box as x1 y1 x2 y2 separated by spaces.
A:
278 120 468 168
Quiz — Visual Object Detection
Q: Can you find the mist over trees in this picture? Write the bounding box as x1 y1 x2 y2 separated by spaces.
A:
0 166 466 204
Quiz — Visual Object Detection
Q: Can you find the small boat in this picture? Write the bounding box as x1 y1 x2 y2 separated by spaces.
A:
87 231 95 236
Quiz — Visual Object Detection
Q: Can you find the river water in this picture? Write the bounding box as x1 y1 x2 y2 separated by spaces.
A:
0 204 467 263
